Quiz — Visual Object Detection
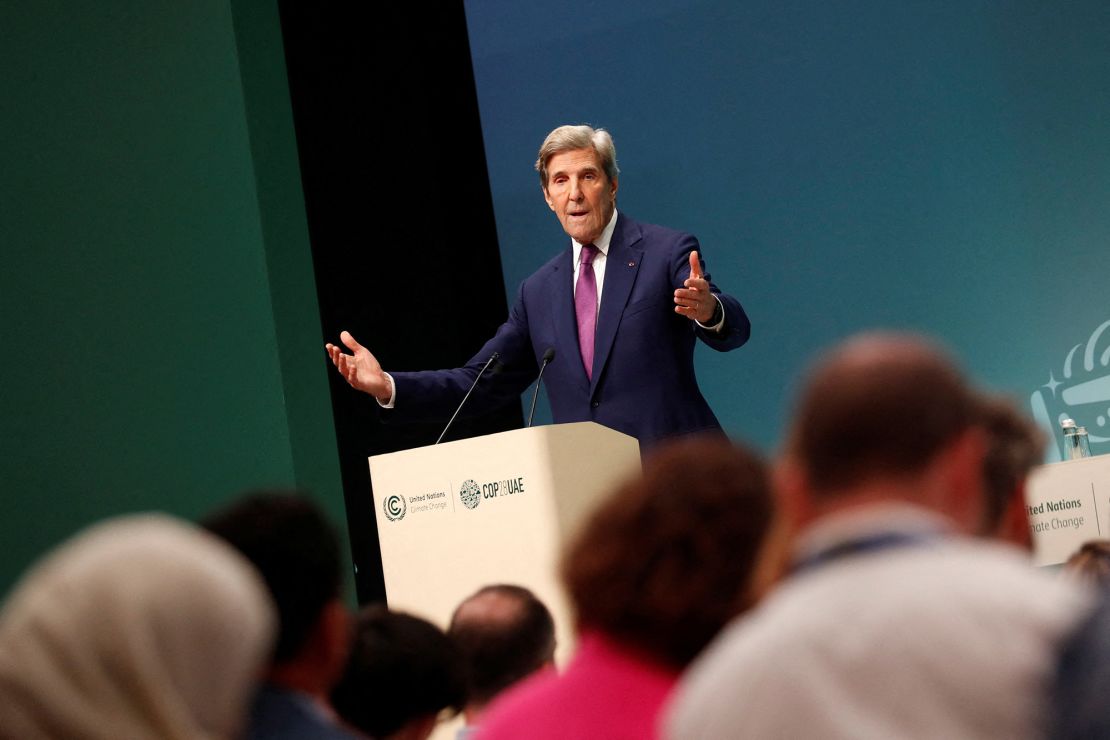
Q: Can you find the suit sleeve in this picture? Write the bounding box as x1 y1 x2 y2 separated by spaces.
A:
672 234 751 352
386 285 540 422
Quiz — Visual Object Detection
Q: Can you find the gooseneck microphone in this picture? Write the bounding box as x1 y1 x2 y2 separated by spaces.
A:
435 352 501 445
526 348 556 428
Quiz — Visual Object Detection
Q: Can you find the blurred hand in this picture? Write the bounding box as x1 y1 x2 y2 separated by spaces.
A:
674 250 716 324
325 331 391 402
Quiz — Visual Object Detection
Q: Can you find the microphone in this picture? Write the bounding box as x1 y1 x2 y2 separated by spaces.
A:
526 348 556 428
435 352 501 445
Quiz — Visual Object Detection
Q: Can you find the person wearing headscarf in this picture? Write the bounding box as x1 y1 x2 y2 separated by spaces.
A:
0 513 276 740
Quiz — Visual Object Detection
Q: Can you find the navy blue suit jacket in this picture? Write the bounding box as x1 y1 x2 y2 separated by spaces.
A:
391 214 750 449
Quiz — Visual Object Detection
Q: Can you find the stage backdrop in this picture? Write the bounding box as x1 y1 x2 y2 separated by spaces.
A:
0 0 346 597
463 0 1110 460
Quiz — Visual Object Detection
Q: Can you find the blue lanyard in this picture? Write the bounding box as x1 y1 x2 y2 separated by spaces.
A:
791 531 935 574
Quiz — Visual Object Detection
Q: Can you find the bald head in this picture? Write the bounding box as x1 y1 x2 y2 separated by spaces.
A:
448 585 555 712
786 333 981 497
452 587 527 626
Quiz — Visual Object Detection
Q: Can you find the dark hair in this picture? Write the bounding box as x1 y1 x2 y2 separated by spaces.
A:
1065 541 1110 587
977 395 1045 534
562 436 773 668
787 334 979 495
331 606 466 737
448 584 556 707
201 491 342 663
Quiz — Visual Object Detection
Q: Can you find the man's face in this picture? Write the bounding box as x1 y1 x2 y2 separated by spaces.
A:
543 148 618 245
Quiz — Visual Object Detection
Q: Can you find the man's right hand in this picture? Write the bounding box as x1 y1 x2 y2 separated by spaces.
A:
325 331 391 403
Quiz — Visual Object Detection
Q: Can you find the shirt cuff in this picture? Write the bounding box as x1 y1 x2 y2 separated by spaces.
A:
695 295 726 332
376 373 396 408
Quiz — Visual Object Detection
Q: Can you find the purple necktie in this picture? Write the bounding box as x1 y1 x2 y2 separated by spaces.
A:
575 244 599 379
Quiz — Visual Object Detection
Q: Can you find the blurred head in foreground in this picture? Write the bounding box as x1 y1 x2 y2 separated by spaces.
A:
564 435 775 668
202 491 349 696
777 333 986 531
976 394 1044 547
331 605 466 740
448 584 556 722
0 514 275 740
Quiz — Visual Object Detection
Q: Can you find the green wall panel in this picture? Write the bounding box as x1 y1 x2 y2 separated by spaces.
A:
0 1 343 596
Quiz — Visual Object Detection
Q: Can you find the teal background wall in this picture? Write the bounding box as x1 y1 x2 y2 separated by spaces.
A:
0 2 344 596
464 0 1110 460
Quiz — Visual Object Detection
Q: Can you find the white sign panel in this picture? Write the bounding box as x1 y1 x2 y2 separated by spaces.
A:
1026 455 1110 566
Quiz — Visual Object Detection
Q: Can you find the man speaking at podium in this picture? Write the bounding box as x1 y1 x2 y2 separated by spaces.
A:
326 125 750 450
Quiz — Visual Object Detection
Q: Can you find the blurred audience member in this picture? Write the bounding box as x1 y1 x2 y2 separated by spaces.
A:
0 514 274 740
448 584 556 738
203 492 356 740
1050 547 1110 739
478 436 775 740
977 393 1045 546
1063 540 1110 587
331 605 466 740
666 333 1094 739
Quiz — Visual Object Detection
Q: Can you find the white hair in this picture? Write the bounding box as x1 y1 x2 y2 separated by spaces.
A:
535 124 620 187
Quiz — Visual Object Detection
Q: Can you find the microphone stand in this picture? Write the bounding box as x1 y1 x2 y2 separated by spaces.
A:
435 352 501 445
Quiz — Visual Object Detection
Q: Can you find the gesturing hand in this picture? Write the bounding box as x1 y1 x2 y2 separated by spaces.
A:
674 251 717 324
324 331 391 402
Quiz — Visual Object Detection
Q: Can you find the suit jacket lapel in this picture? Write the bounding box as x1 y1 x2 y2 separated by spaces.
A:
591 215 643 395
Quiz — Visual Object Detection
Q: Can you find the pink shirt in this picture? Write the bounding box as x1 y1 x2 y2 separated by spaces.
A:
477 631 678 740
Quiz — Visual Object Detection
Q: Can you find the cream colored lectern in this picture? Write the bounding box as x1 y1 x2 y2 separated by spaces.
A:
368 421 641 663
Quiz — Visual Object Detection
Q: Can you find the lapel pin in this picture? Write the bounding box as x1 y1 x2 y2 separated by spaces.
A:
628 261 635 267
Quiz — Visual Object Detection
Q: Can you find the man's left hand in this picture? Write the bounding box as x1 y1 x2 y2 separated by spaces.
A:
674 250 717 324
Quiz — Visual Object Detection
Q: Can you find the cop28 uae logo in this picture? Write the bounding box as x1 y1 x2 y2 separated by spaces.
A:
459 479 481 510
1030 317 1110 461
382 494 406 522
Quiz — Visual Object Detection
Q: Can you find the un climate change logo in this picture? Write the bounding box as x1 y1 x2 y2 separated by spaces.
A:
459 479 481 510
382 494 406 522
